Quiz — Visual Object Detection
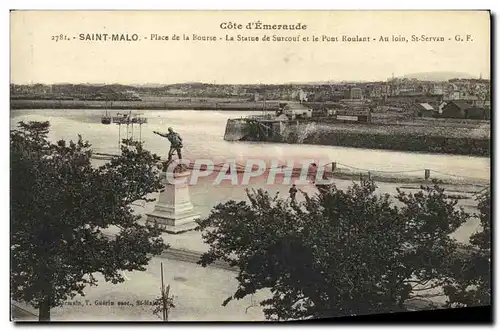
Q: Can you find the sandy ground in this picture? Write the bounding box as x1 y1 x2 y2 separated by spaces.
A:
15 257 270 322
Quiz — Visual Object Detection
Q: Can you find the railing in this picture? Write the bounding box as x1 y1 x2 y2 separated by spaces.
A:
329 161 488 184
90 153 489 186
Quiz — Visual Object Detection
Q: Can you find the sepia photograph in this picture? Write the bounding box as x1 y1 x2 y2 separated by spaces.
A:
9 10 491 322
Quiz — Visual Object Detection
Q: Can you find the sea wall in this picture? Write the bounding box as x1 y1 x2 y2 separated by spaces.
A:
230 120 490 157
10 99 280 111
224 119 248 141
297 130 490 156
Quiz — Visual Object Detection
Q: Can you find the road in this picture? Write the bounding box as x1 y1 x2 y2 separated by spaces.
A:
160 247 237 272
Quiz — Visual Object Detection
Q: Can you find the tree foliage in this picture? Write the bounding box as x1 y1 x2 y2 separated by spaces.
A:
443 188 491 307
11 121 167 321
197 180 472 320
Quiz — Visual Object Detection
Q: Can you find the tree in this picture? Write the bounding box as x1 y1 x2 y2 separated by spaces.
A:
10 121 167 321
443 188 491 307
197 180 470 320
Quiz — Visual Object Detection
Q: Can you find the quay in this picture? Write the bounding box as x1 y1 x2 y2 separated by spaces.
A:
222 102 490 157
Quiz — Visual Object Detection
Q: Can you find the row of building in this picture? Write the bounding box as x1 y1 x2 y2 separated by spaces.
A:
10 79 491 118
413 100 490 120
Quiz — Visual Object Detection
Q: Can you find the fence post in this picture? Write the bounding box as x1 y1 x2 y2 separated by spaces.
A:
331 162 337 172
424 169 430 181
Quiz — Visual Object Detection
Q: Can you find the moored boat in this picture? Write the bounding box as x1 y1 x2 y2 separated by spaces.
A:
101 110 112 124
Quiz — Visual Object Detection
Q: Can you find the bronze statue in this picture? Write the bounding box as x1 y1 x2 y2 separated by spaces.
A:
154 127 183 163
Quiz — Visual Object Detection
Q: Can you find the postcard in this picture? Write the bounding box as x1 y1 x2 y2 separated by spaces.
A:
10 10 491 322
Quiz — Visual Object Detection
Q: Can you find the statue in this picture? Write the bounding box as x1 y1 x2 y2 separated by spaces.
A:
154 127 186 173
148 127 199 234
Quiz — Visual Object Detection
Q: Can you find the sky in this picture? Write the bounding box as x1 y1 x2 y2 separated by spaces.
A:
10 11 491 85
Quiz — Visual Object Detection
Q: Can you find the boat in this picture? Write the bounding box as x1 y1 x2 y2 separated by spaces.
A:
101 110 112 125
111 111 148 125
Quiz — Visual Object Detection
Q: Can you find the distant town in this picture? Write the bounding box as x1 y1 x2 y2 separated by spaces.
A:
10 75 491 120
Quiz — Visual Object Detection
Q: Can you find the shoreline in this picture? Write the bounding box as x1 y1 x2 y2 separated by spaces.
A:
10 98 280 111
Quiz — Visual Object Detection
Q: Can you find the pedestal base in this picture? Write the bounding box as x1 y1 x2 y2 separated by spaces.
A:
146 211 200 234
146 169 200 234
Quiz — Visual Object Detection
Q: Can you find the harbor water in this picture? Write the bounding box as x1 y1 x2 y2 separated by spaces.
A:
10 109 490 182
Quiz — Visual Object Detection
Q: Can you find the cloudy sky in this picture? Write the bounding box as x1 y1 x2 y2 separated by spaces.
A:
10 10 490 84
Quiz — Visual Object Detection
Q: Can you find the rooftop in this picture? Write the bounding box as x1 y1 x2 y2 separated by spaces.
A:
418 103 434 111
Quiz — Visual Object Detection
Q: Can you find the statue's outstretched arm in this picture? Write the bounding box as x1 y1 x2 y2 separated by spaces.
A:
154 131 168 138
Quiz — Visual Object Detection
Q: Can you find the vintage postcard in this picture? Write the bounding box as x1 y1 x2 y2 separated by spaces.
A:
10 10 491 322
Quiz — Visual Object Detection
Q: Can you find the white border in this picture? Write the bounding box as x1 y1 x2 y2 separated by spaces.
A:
2 1 497 330
1 1 499 10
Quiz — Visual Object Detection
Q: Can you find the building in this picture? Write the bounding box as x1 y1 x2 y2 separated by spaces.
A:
441 101 471 118
398 90 424 97
282 103 313 120
473 100 491 108
344 87 363 100
412 103 439 118
329 91 346 102
298 89 309 103
431 85 444 95
465 107 491 120
446 90 461 100
440 101 489 120
438 102 447 113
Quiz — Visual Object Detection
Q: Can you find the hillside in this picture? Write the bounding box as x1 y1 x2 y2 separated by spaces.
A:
403 72 478 81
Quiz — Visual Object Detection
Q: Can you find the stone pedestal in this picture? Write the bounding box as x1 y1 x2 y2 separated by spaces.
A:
146 170 200 234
